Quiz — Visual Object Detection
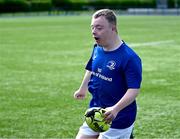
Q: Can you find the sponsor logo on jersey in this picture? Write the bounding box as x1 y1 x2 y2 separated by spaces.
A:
97 68 102 73
92 71 112 82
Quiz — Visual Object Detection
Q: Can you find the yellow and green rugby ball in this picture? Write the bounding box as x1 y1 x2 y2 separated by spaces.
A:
84 108 111 132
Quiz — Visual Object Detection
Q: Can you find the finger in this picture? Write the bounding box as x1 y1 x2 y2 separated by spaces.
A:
104 111 111 117
104 113 114 123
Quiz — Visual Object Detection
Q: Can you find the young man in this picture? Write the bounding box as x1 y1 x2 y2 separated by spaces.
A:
74 9 142 139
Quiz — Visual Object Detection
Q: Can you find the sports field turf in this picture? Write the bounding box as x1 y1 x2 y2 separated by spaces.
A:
0 15 180 138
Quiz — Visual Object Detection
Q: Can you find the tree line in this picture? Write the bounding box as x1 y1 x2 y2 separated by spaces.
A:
0 0 179 13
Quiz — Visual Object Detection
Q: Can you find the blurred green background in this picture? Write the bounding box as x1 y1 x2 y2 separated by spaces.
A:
0 15 180 138
0 0 180 138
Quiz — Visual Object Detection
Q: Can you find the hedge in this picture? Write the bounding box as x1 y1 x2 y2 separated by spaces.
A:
168 0 180 8
51 0 156 10
0 0 52 13
88 0 156 10
0 0 29 13
0 0 178 13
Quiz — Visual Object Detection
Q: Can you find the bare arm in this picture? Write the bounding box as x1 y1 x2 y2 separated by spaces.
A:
104 89 140 122
74 70 92 100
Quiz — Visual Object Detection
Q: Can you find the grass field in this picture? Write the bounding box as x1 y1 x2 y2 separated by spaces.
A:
0 15 180 138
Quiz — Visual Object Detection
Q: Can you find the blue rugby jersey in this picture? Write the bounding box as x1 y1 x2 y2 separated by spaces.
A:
85 41 142 129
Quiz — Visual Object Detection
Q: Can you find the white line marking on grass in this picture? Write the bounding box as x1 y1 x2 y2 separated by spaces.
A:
130 40 175 47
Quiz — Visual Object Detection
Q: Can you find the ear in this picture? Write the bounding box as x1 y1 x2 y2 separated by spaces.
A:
112 25 117 33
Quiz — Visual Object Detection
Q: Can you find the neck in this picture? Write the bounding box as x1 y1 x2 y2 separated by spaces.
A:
103 36 123 51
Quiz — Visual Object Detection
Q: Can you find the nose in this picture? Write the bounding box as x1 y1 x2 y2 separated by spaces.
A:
92 31 97 38
91 27 96 35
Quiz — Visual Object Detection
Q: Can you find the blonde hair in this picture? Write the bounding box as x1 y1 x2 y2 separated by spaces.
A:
92 9 117 26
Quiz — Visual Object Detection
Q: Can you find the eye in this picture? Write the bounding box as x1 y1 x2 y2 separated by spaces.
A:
91 25 103 31
96 27 103 31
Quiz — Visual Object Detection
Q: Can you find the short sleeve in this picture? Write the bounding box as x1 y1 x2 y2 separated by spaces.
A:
125 56 142 88
85 56 92 71
85 44 97 71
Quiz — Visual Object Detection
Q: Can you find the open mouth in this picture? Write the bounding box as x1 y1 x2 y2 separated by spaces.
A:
94 37 100 41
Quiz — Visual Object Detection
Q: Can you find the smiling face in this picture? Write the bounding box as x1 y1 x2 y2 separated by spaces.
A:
91 13 117 48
